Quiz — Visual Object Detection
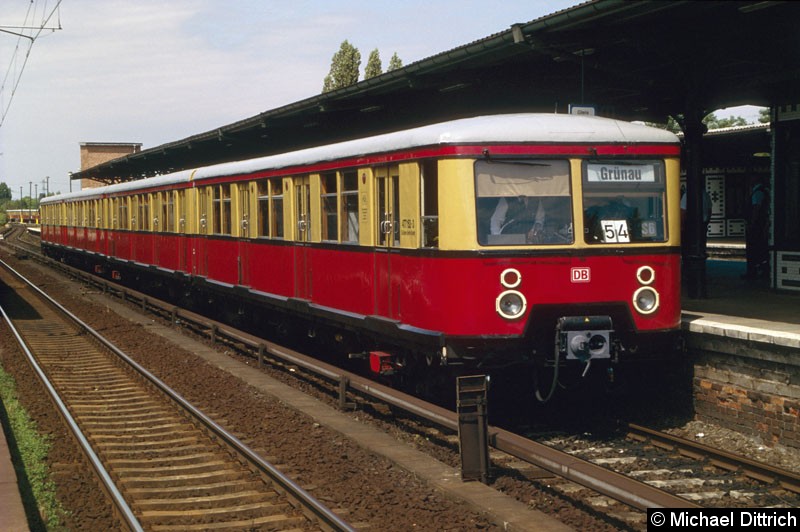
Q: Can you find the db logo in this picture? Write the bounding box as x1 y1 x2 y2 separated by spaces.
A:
571 267 590 283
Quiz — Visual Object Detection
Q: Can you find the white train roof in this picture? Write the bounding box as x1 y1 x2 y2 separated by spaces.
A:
42 113 678 204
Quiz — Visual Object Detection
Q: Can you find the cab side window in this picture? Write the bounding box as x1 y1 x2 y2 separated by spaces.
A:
421 160 439 248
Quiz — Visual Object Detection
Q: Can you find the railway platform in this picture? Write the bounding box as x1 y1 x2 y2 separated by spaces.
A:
682 256 799 451
682 258 799 329
0 417 28 531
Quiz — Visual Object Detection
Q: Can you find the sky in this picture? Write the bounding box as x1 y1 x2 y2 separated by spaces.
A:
0 1 763 199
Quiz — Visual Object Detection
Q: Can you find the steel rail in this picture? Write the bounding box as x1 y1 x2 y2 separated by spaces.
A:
0 261 144 532
0 257 354 532
627 422 800 494
198 324 701 509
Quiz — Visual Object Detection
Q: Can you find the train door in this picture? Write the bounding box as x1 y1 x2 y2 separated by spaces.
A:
374 166 400 317
293 176 312 299
237 183 251 286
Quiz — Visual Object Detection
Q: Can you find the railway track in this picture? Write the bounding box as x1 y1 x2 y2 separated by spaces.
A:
5 225 800 530
0 256 353 531
500 421 800 529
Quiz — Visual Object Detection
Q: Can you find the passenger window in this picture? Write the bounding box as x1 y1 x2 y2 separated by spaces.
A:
421 160 439 248
258 181 269 236
341 171 359 243
131 197 138 229
88 201 96 228
321 172 338 241
139 194 150 231
271 180 284 238
165 192 175 232
475 160 573 246
213 185 232 235
257 178 284 239
177 190 186 233
198 187 209 234
119 197 129 229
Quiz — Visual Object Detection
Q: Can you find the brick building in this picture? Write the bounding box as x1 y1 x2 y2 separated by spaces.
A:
79 142 142 189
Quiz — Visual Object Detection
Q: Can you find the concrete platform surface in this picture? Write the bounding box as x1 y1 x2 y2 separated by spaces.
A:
0 416 29 532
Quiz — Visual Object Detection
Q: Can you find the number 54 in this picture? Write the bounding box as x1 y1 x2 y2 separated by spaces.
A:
601 220 630 243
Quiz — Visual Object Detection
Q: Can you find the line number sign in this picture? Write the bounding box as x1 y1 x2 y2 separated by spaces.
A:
600 219 630 243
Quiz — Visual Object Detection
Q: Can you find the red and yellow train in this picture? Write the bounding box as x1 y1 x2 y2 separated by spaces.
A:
40 114 682 400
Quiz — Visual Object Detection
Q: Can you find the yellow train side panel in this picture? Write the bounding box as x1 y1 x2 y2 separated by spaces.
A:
437 159 478 251
398 162 421 249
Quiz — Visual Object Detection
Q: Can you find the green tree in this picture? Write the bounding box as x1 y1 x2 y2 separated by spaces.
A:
649 111 758 134
322 40 361 93
365 49 382 79
704 113 749 130
759 107 771 123
0 182 11 203
388 52 403 71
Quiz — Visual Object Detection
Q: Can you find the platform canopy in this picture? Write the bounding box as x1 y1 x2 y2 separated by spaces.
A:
73 0 800 184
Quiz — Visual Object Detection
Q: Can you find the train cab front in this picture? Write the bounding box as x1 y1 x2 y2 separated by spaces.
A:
451 150 682 402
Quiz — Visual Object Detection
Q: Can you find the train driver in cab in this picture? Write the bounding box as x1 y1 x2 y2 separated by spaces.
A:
490 195 547 243
476 159 573 246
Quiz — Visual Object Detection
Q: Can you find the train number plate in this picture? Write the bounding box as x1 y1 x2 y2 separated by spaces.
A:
600 219 630 243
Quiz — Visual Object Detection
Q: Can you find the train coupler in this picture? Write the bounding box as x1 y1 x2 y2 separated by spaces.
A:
557 315 613 362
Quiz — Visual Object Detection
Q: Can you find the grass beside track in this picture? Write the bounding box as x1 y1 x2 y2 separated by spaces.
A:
0 361 67 530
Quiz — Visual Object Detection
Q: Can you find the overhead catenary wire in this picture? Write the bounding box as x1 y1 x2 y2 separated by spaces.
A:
0 0 63 128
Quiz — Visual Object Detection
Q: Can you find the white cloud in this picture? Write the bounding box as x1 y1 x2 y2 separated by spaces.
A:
1 0 579 196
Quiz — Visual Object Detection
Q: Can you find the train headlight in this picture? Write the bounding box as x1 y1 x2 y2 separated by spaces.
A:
496 290 527 320
633 286 659 315
500 268 522 289
636 265 655 285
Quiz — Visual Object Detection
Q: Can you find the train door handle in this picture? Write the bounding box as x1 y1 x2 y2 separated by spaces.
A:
381 212 394 234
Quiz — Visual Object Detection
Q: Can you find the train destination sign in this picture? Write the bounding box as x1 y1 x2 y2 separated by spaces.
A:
586 163 656 183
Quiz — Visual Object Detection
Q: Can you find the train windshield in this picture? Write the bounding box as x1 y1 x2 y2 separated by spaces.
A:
582 160 667 244
475 160 573 246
